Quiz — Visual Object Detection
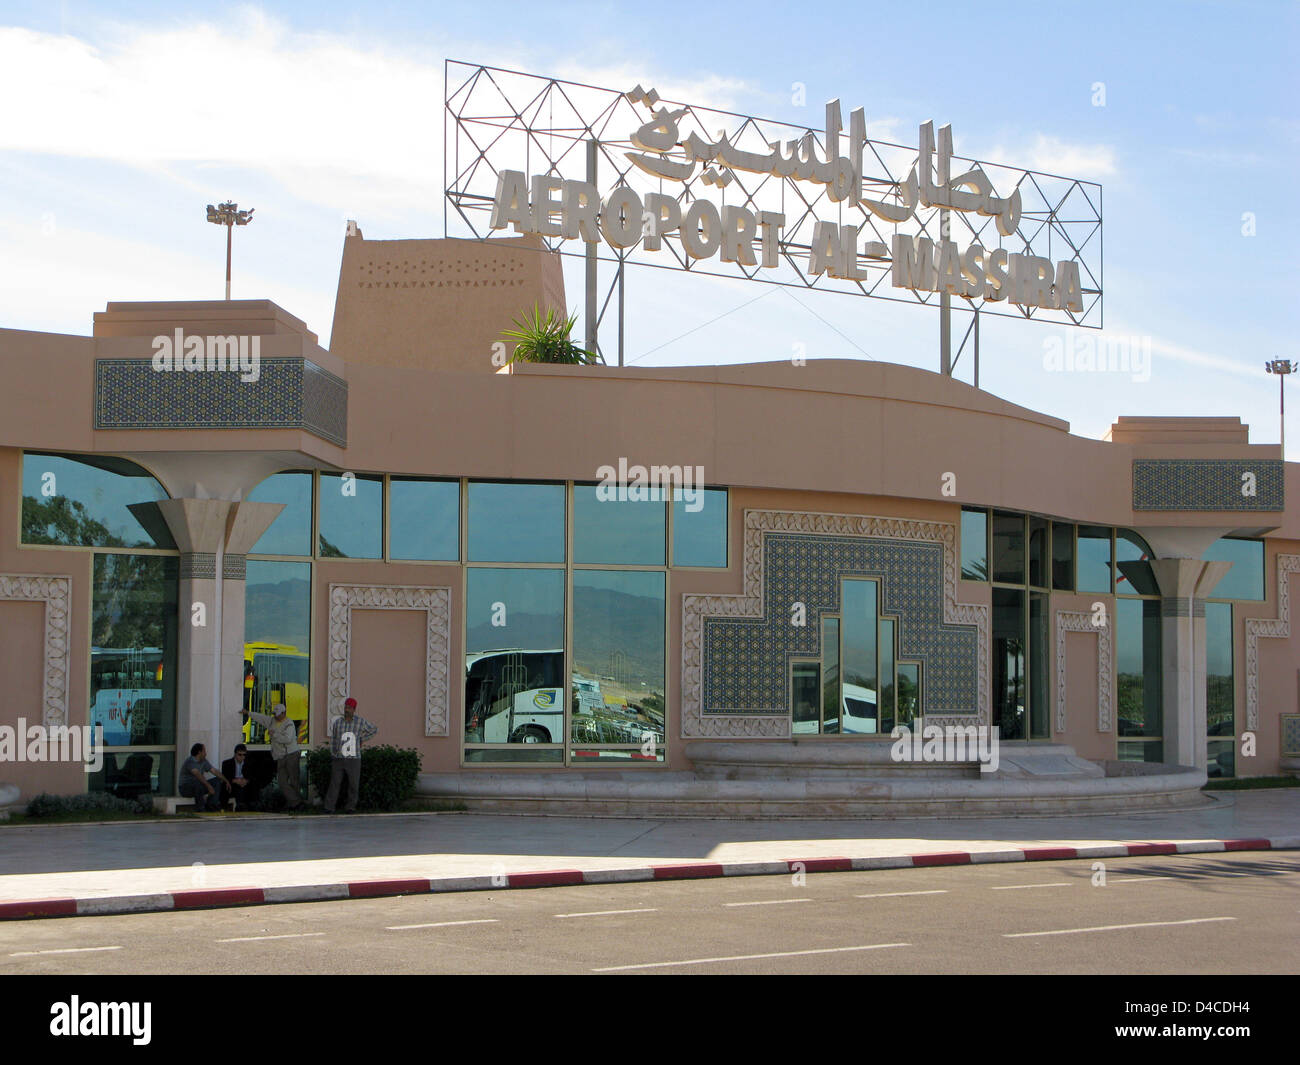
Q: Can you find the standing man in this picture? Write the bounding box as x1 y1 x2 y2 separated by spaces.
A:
244 703 303 810
324 696 377 814
178 743 230 812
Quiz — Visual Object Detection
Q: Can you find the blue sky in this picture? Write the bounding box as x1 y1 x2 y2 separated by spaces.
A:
1 1 1297 454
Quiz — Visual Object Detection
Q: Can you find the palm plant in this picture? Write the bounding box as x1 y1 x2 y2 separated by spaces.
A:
501 304 602 365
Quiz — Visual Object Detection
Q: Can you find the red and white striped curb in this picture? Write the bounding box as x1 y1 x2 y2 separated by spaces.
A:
1 836 1294 921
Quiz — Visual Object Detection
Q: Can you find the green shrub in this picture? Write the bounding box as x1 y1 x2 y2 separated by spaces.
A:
247 785 288 813
305 744 422 811
25 791 153 818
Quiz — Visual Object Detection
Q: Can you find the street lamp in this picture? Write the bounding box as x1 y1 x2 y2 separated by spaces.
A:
1265 358 1295 456
205 201 255 300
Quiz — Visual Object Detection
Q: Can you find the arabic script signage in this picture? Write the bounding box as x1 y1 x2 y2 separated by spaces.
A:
445 63 1102 326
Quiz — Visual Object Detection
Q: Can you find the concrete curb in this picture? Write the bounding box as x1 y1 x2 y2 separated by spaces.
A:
1 836 1295 921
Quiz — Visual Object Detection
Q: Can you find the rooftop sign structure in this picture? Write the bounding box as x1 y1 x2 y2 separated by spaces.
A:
444 61 1103 364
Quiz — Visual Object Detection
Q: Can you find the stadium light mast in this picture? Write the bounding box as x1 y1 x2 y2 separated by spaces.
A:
1265 358 1295 456
205 201 255 300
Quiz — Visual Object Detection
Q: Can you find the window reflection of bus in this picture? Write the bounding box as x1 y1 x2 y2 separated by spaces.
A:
242 643 310 744
90 646 165 746
465 649 564 744
821 683 878 735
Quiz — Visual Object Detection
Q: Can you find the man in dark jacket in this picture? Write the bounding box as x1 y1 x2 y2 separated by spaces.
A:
221 743 261 810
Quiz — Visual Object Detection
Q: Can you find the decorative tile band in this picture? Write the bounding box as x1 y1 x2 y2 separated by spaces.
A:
222 554 247 581
1160 597 1206 618
1132 459 1283 512
94 357 347 447
179 552 218 580
682 510 988 739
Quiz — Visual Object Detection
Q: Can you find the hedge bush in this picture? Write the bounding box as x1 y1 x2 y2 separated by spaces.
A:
304 744 422 811
25 792 154 818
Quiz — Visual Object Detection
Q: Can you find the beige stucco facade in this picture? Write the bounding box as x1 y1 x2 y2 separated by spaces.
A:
0 232 1296 810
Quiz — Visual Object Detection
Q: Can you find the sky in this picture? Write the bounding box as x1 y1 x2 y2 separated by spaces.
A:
1 0 1297 455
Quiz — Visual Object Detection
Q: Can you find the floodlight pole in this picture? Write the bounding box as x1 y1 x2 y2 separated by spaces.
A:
1266 358 1294 455
225 224 233 300
585 140 599 359
205 201 254 300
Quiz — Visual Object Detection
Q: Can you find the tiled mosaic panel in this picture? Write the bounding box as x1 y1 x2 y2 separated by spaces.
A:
702 533 978 715
1133 459 1283 512
94 358 347 447
1283 714 1300 757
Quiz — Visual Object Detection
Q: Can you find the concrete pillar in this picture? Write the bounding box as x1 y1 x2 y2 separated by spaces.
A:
135 499 281 784
1148 558 1233 769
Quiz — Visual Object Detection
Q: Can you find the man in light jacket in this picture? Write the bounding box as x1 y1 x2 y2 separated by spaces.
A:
245 703 303 810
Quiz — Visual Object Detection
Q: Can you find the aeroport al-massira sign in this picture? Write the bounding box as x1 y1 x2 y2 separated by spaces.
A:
445 62 1102 327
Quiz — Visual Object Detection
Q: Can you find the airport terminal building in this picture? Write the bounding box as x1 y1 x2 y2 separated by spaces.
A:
1 231 1297 815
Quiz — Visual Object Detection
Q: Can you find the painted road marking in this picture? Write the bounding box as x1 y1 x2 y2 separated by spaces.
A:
10 945 123 957
724 898 812 907
854 890 948 899
554 908 659 918
991 882 1073 891
1004 917 1236 939
1110 876 1174 883
216 933 326 943
386 919 499 930
593 943 911 972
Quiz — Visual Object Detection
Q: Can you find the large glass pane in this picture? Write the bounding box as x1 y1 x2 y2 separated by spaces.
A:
673 488 727 567
89 554 178 747
1118 740 1164 763
840 579 878 734
961 508 988 581
878 617 896 734
992 587 1025 740
1052 522 1075 591
318 472 382 558
897 662 921 728
89 751 175 800
791 663 821 736
1204 539 1265 601
390 478 459 561
1029 591 1049 739
1115 530 1159 596
991 511 1026 585
465 568 565 744
1077 526 1112 593
1116 598 1162 744
573 486 666 565
1028 517 1049 588
243 560 312 745
468 482 565 563
570 570 665 749
22 452 172 548
1206 602 1234 777
248 471 313 556
821 617 840 735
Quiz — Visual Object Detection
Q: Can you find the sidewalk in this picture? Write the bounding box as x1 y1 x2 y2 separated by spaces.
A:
1 790 1296 919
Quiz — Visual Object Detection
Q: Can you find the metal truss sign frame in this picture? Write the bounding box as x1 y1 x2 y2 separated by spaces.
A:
444 60 1102 331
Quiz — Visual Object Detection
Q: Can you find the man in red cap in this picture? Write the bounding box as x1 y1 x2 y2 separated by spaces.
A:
324 696 378 813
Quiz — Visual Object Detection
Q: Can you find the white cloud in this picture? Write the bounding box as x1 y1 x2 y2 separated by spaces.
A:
989 134 1117 180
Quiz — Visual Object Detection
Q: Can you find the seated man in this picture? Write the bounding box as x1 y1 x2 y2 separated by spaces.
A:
177 743 229 812
221 743 260 811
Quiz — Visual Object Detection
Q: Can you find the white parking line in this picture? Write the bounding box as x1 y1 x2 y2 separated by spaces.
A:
991 882 1073 891
555 908 659 918
1004 917 1235 939
854 890 948 899
10 945 123 957
386 919 499 930
724 898 812 907
216 933 325 943
593 942 911 972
